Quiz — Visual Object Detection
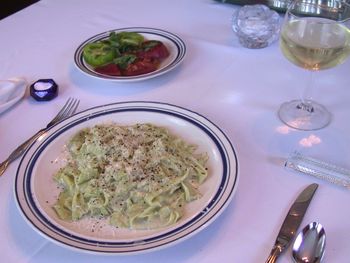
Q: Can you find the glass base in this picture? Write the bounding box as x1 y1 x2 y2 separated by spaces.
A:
278 100 331 130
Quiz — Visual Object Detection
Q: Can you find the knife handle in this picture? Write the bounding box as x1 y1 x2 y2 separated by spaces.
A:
265 245 282 263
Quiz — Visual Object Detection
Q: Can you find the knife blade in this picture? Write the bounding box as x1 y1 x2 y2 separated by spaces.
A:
265 183 318 263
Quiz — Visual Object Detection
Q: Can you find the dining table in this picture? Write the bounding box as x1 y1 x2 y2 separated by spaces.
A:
1 0 350 262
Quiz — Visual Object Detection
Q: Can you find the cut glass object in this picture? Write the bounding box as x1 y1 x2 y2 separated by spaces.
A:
232 4 280 48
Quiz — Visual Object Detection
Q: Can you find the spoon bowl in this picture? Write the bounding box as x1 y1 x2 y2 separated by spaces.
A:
292 222 326 263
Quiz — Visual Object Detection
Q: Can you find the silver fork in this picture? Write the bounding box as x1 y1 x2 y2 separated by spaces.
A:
0 97 80 176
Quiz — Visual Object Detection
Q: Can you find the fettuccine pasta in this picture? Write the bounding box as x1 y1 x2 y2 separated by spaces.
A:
53 123 208 230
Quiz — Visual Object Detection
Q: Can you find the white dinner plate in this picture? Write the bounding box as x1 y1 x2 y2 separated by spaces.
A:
15 101 238 254
74 27 186 82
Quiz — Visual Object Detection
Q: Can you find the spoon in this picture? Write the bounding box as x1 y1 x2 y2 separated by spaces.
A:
292 222 326 263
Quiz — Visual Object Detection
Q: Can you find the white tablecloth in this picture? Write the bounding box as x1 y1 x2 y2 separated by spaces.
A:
1 0 349 262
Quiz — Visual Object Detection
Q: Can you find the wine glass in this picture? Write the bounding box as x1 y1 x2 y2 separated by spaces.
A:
278 0 350 130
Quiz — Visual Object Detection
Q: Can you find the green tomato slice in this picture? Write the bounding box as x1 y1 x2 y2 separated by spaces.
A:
117 32 144 46
113 54 137 69
82 42 116 67
108 32 145 53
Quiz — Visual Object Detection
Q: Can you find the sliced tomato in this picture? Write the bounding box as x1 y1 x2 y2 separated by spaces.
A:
95 63 122 76
122 59 158 76
137 41 169 60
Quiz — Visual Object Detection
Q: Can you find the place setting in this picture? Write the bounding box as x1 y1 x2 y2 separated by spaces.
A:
231 0 350 262
2 27 228 255
11 100 239 254
1 0 350 262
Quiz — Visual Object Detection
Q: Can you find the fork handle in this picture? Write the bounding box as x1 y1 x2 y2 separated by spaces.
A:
0 129 46 176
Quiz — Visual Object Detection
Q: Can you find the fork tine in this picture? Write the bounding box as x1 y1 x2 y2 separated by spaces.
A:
65 99 79 117
58 98 75 119
59 98 79 120
70 99 80 116
50 98 73 124
47 98 79 127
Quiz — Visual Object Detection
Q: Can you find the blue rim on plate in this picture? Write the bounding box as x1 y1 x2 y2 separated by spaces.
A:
15 101 239 254
74 27 186 82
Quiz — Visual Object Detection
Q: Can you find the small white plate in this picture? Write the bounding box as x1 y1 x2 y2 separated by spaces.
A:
15 101 238 254
74 27 186 82
0 77 26 114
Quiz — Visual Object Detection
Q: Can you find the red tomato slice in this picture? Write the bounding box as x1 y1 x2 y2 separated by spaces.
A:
122 60 158 76
95 63 122 76
137 41 169 60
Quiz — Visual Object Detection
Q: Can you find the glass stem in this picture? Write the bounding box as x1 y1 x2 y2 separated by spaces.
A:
297 70 314 113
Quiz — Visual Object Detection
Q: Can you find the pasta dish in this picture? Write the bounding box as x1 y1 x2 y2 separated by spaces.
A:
53 123 208 230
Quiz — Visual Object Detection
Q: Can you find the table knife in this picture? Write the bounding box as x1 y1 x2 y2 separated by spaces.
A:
265 183 318 263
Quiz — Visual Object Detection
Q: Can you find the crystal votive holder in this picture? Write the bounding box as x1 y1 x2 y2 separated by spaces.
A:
285 151 350 189
232 4 280 49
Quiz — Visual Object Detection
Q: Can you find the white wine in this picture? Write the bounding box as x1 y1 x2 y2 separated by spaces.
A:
280 18 350 70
